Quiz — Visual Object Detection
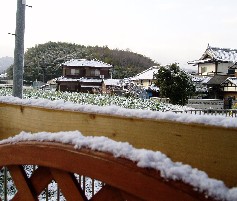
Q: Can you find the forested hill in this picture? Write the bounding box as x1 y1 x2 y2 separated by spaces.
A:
7 41 158 82
0 56 13 73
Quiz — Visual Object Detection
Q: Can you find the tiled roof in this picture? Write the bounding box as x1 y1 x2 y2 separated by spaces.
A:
206 75 229 85
201 45 237 63
188 45 237 65
221 77 237 86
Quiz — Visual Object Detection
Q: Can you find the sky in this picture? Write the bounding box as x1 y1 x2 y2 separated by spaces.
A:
1 0 237 71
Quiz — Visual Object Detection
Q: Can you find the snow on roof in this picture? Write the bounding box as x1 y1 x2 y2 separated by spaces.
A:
0 96 236 128
104 79 121 86
62 59 112 68
0 130 236 201
204 46 237 63
228 77 237 85
132 66 160 80
188 45 237 65
201 76 212 84
57 77 102 83
191 75 212 83
57 77 121 85
0 73 7 78
221 77 237 86
188 59 212 65
57 76 81 82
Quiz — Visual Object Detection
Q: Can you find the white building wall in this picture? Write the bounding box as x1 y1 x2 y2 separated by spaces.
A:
198 63 215 75
223 86 237 92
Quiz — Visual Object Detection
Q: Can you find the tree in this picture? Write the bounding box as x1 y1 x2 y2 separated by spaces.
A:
154 63 195 105
6 42 158 82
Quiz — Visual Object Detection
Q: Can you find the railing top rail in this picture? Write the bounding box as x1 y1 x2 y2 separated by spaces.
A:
172 109 237 112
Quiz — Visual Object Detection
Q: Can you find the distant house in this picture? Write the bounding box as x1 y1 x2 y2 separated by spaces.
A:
57 59 114 92
130 66 160 98
131 66 160 87
206 75 229 99
188 45 237 103
188 44 237 76
220 77 237 99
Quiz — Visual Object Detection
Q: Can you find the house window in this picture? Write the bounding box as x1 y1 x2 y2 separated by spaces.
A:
65 69 71 76
91 69 100 76
71 69 80 75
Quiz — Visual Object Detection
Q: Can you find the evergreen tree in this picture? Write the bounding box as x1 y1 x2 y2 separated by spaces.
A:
154 63 195 105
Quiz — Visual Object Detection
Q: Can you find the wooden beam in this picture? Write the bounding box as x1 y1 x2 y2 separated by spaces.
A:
30 166 53 196
50 168 87 201
8 165 36 201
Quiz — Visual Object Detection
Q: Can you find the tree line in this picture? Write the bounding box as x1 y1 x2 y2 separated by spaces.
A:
7 41 157 82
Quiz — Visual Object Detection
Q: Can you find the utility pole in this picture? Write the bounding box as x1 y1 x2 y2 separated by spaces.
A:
13 0 26 98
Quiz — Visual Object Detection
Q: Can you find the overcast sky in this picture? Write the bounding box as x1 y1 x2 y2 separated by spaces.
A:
1 0 237 70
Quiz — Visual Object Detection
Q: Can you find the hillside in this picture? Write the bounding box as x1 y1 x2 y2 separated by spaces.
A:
7 42 158 82
0 57 13 73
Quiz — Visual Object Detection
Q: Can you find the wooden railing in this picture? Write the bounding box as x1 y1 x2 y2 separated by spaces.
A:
172 109 237 117
0 102 237 200
0 141 216 201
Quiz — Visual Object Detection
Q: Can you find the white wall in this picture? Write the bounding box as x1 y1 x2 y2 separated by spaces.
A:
198 63 215 75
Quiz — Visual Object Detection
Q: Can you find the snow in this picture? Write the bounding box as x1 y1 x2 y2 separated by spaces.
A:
62 59 112 68
131 66 159 80
226 77 237 86
57 77 120 86
0 130 236 201
104 79 121 86
191 75 212 83
208 47 237 64
0 96 236 128
56 77 103 83
0 73 7 78
188 45 237 65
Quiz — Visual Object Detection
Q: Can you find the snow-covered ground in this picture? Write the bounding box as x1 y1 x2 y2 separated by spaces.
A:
0 88 193 111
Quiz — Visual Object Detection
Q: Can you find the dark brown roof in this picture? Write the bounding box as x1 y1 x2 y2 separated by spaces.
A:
206 75 229 85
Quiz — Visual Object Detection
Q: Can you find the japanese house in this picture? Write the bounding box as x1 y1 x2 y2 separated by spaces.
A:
56 59 114 92
188 44 237 76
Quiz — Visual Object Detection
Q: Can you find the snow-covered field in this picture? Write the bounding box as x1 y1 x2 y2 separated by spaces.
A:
0 88 192 111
